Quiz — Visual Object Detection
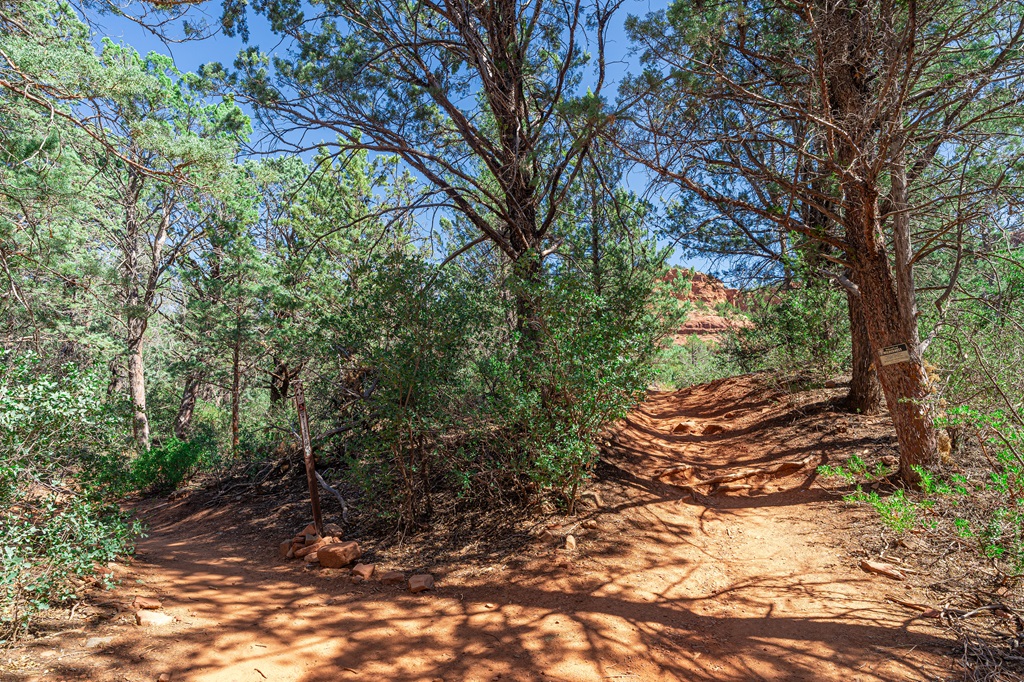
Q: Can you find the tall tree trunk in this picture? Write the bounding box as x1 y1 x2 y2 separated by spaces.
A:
845 287 882 414
174 372 203 440
270 358 290 403
126 324 150 451
848 189 937 484
231 336 241 451
107 358 124 398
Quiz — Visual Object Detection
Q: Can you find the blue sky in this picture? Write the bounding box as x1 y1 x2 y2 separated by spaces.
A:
92 0 714 274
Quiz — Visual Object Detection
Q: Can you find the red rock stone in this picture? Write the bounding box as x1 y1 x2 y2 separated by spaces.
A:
301 524 317 536
318 541 362 568
564 535 577 551
380 571 405 585
304 551 319 564
279 541 293 559
133 596 162 610
295 536 334 558
408 574 434 593
352 563 375 580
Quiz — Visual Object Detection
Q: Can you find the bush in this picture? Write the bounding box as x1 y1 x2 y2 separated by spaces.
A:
0 351 140 640
130 434 219 493
724 278 849 380
654 335 741 389
305 241 675 525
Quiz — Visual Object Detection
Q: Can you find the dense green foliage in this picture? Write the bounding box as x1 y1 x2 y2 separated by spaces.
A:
0 0 675 636
0 352 139 640
2 0 1024 662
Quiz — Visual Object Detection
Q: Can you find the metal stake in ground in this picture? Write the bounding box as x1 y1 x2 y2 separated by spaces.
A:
293 380 323 537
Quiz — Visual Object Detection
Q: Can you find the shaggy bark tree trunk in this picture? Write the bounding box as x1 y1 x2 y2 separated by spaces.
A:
270 358 291 404
845 287 883 414
174 372 203 440
847 187 938 483
121 182 151 452
126 326 150 451
231 336 242 451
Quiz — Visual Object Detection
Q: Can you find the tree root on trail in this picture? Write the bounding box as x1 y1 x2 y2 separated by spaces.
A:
655 454 819 495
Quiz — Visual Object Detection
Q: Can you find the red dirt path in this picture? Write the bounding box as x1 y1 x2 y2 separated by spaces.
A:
4 374 953 681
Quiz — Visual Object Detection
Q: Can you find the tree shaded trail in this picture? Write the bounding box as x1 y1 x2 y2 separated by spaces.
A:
11 375 952 681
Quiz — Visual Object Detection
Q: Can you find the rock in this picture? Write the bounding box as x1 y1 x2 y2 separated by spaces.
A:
352 563 375 581
304 533 321 546
881 455 898 466
582 519 598 529
301 524 317 536
85 636 114 648
536 529 557 544
408 574 435 593
304 551 319 564
318 541 362 568
324 523 345 537
825 379 839 389
702 423 726 435
380 571 405 585
295 536 334 558
672 421 699 435
136 610 174 627
133 596 162 610
564 534 577 551
286 547 296 559
279 541 293 559
859 559 905 581
158 674 172 682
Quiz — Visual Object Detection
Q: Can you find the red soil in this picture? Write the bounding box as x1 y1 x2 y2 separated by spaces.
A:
2 374 953 681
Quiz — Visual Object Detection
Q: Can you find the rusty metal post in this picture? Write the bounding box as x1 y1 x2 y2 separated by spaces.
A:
293 380 323 537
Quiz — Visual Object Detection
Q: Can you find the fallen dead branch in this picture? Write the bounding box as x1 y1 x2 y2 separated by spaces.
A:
315 471 350 524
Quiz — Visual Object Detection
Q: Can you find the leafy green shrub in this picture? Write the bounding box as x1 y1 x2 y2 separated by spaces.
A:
497 270 674 508
654 336 741 389
131 434 218 493
0 351 139 640
309 239 675 524
724 277 849 380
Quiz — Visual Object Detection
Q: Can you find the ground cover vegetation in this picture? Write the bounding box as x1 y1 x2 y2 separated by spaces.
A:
1 0 1023 669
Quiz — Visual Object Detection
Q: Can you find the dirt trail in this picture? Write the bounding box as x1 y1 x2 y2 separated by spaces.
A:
6 375 952 681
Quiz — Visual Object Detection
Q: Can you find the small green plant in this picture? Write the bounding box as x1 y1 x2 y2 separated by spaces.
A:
131 435 218 494
846 487 920 534
817 453 891 484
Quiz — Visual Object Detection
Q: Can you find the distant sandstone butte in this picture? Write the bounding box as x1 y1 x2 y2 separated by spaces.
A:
662 269 751 344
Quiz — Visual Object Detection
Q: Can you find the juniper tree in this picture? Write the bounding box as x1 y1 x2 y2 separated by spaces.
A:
624 0 1024 482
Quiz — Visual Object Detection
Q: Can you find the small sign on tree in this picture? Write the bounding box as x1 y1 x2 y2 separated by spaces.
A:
880 343 911 366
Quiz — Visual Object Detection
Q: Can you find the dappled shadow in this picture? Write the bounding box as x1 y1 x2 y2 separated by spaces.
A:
10 374 951 681
26 499 948 681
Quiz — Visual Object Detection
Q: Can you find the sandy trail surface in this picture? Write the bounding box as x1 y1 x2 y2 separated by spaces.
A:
4 375 951 681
